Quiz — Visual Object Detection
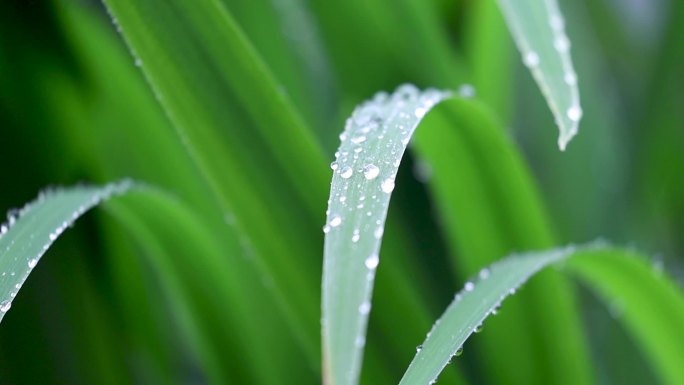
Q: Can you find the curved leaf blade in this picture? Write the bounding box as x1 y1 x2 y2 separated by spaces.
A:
497 0 582 150
0 181 131 321
322 85 451 385
400 243 684 385
399 245 577 385
566 248 684 385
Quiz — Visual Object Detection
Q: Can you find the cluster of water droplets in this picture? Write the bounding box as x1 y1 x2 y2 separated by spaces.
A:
0 180 132 317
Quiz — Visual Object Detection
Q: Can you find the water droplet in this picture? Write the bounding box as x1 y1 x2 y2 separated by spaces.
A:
464 281 474 292
474 323 484 333
414 106 428 118
339 196 347 203
567 105 582 121
352 232 360 243
554 36 570 52
458 84 476 98
373 227 384 239
28 258 38 269
478 268 490 280
523 52 540 67
49 233 57 241
351 135 367 144
365 254 379 270
355 336 366 348
549 15 565 31
380 178 395 194
0 300 11 313
416 344 423 352
329 216 342 227
455 347 464 357
363 164 380 180
330 161 339 171
564 72 577 85
339 166 353 179
394 84 419 102
359 301 371 315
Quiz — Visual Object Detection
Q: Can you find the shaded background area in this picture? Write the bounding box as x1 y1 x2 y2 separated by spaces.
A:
0 0 681 384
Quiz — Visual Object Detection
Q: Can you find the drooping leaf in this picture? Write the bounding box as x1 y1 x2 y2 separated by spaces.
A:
497 0 582 149
0 181 130 322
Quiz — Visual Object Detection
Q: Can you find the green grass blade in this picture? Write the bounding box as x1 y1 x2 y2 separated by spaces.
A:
399 244 684 385
0 181 130 322
399 245 577 385
322 85 451 385
415 98 593 385
566 248 684 385
414 98 593 385
105 187 317 385
497 0 581 150
103 0 327 360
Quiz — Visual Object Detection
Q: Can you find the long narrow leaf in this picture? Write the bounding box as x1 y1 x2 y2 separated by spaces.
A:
322 85 451 385
400 244 684 385
566 248 684 385
497 0 582 149
0 181 130 322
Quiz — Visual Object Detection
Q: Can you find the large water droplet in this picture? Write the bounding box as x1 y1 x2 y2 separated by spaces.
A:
359 301 371 315
554 35 570 52
329 216 342 227
567 105 582 122
380 178 395 194
351 135 367 144
0 300 11 313
330 161 339 171
523 52 540 67
365 254 379 270
363 164 380 180
339 166 353 179
464 281 474 292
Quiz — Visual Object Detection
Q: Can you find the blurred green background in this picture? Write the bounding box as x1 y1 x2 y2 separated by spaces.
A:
0 0 681 384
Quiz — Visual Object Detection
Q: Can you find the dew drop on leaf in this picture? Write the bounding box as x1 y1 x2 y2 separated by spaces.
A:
365 254 379 270
0 300 11 313
363 164 380 180
329 216 342 228
380 178 395 194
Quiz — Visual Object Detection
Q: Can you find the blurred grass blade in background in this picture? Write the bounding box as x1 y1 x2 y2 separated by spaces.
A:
414 97 593 385
103 0 328 361
497 0 581 149
566 248 684 385
0 181 130 322
322 85 451 385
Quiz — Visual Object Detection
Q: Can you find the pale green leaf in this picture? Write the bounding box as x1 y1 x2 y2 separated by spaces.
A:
322 85 451 385
497 0 581 150
0 181 130 322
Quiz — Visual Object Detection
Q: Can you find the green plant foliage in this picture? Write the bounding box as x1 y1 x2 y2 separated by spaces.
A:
0 0 682 384
497 0 582 149
0 182 130 322
322 85 452 385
